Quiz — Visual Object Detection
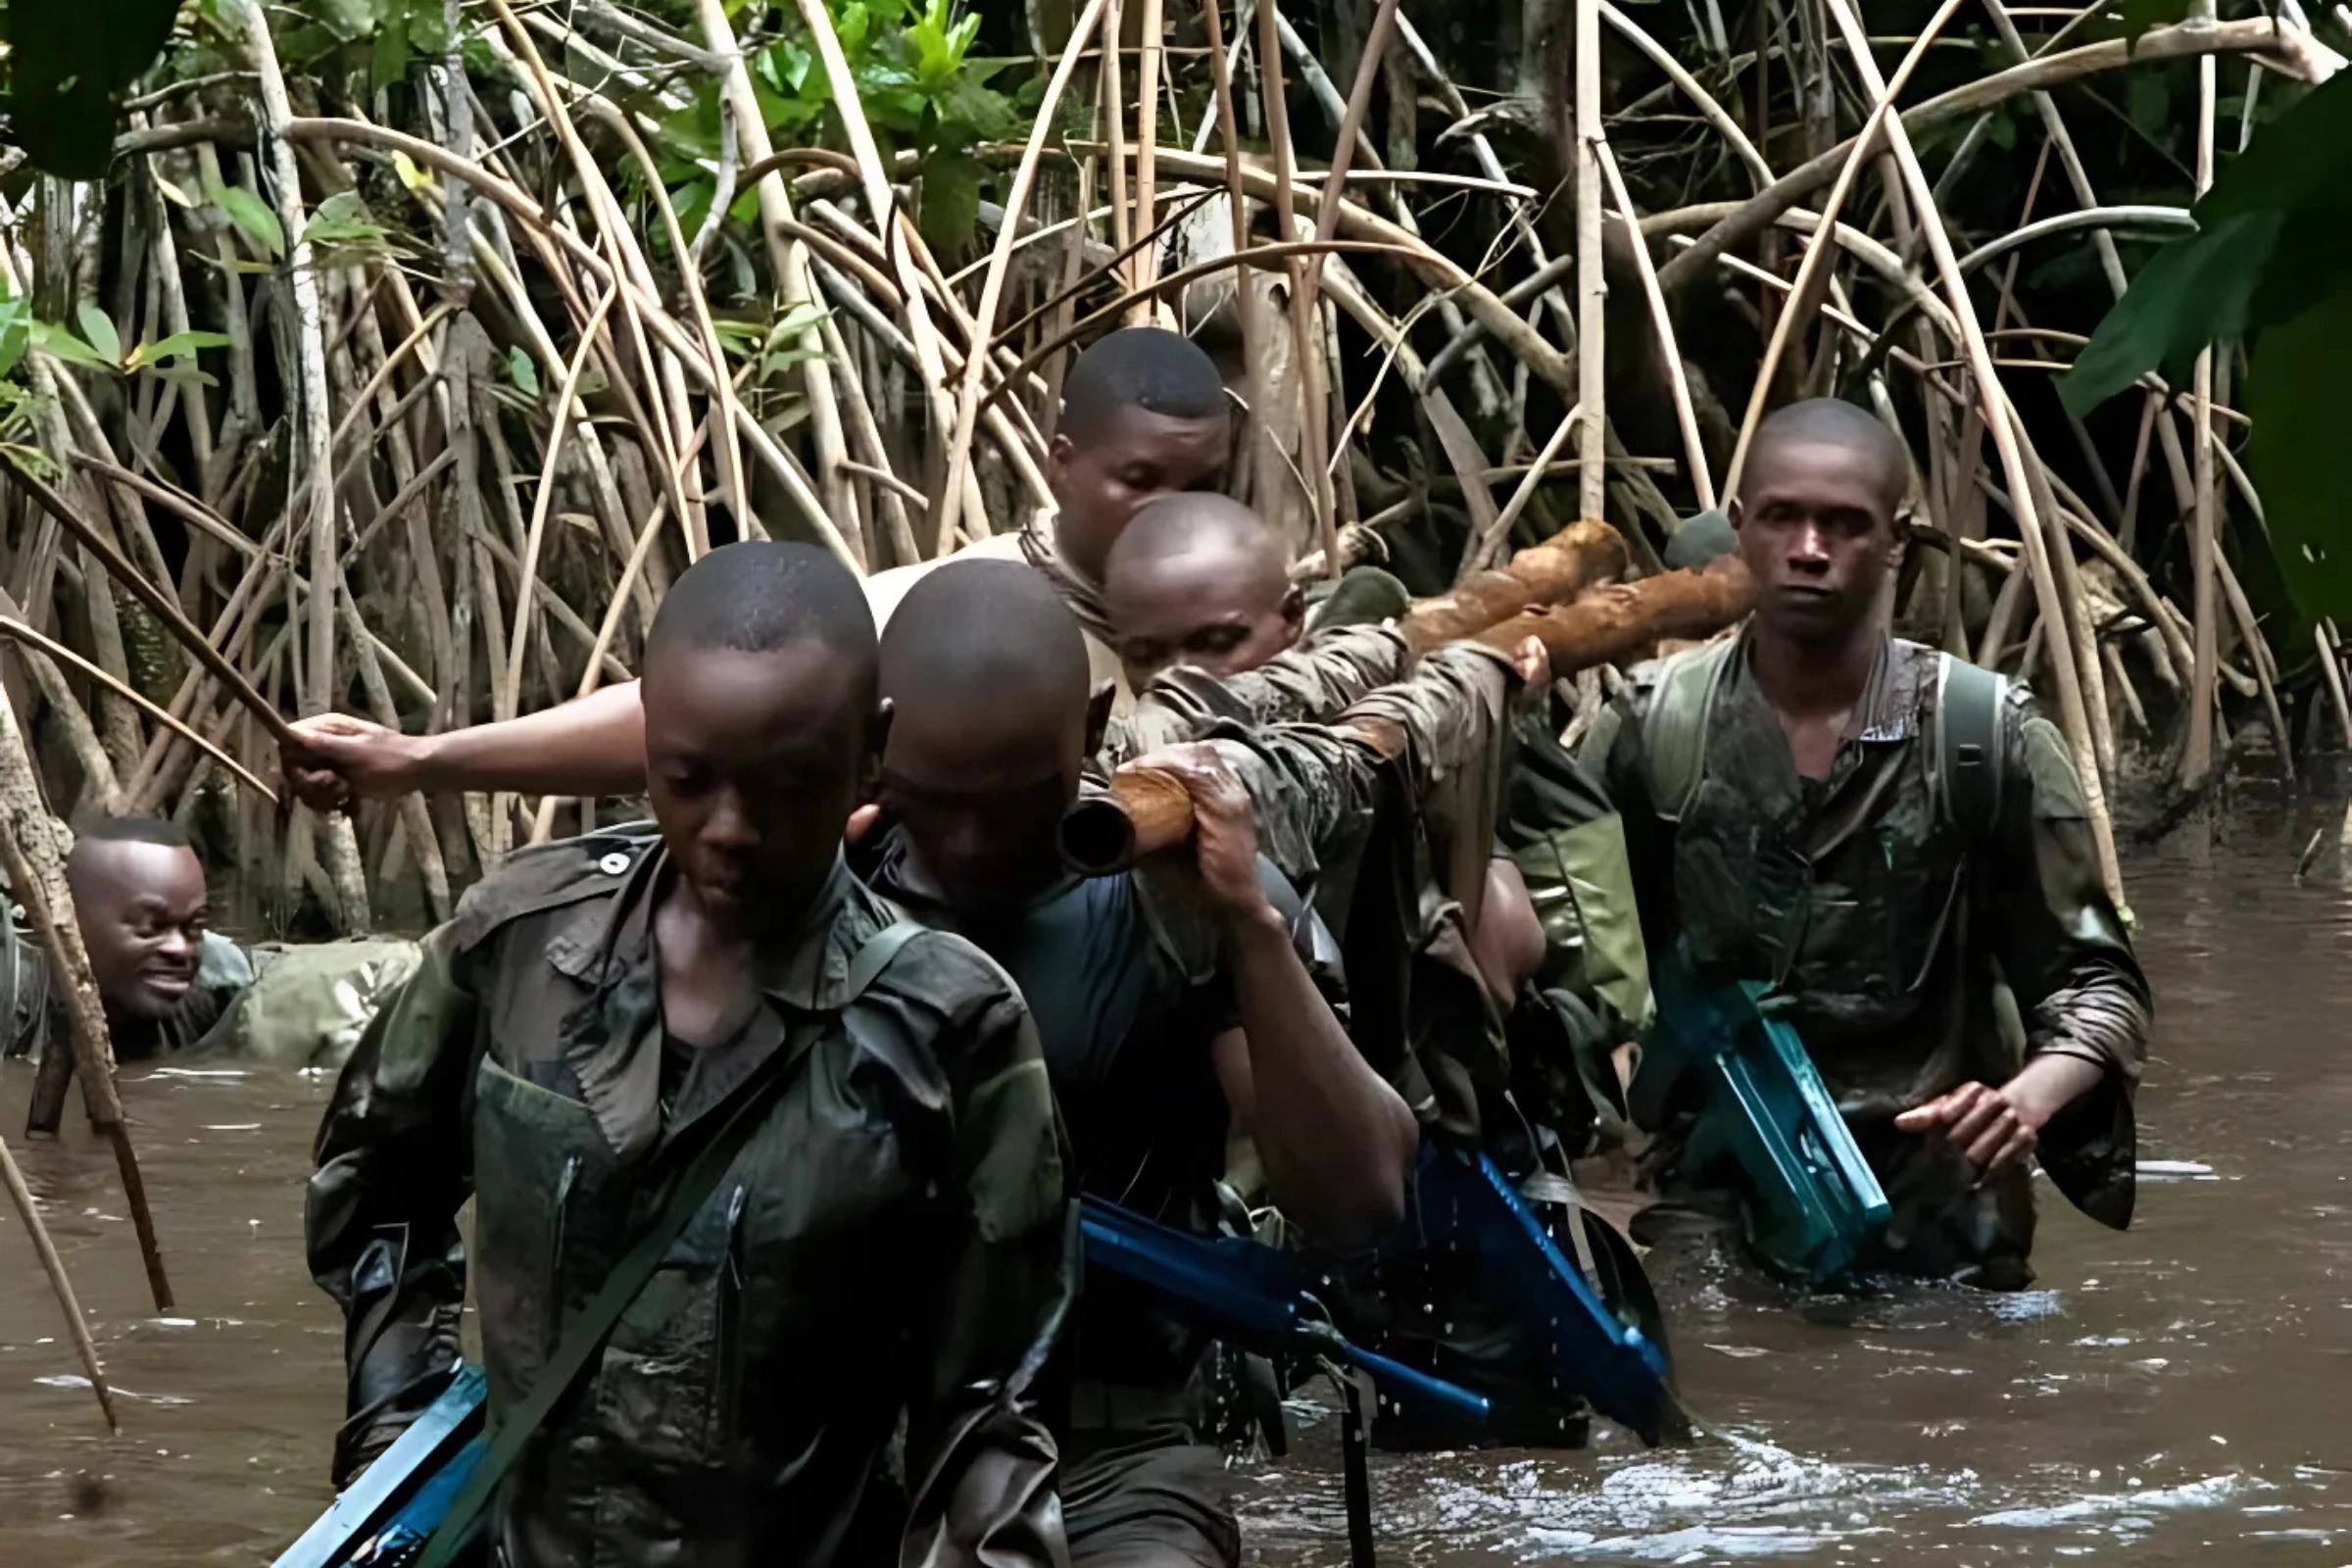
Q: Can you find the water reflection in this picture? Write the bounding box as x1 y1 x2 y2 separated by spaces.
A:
1 824 2347 1566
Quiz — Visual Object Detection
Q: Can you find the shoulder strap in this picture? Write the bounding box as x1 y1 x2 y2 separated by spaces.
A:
1640 637 1741 823
1935 654 2008 846
416 917 929 1568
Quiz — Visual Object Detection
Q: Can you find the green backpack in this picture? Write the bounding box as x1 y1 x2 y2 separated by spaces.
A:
1638 636 2008 844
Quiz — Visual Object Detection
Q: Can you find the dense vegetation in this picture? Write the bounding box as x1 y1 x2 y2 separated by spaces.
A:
0 0 2343 936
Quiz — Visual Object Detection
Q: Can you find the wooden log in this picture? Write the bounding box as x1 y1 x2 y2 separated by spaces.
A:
1401 519 1630 654
1061 556 1753 874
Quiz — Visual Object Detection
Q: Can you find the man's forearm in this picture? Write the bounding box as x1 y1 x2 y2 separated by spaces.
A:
2005 1050 2107 1130
416 682 649 797
1224 905 1417 1248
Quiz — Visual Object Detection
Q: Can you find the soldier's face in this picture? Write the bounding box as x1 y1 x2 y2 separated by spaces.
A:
1048 407 1231 584
1732 440 1897 646
66 841 209 1021
642 642 880 932
880 689 1102 917
1106 543 1304 692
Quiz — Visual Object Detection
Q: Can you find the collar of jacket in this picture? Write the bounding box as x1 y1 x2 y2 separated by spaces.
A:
541 843 870 1161
1727 623 1931 746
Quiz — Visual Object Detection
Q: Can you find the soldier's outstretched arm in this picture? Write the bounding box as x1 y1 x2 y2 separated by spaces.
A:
899 973 1073 1568
280 681 650 808
305 922 481 1483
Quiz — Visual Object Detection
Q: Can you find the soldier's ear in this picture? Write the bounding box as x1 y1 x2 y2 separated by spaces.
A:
1084 680 1116 757
1278 583 1307 647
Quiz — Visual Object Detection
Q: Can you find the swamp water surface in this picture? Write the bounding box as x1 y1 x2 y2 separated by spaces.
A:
1 822 2346 1566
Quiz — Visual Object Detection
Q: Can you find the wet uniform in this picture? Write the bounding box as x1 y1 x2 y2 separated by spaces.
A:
1587 632 2150 1286
307 830 1071 1567
863 832 1331 1568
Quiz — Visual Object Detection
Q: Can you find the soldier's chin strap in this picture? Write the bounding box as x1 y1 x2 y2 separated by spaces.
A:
412 920 929 1568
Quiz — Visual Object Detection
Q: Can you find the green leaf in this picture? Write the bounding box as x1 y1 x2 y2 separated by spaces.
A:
2247 287 2352 624
371 8 413 88
75 302 122 367
2199 70 2352 227
838 3 872 55
215 185 288 260
300 190 387 246
0 300 31 380
0 0 182 178
391 150 437 194
2060 211 2281 415
29 321 116 369
405 0 451 55
304 0 380 45
128 329 232 368
916 151 983 253
508 345 541 399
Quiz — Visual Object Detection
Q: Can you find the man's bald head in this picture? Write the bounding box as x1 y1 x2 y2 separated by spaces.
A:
65 817 209 1022
1743 398 1910 516
1732 399 1911 648
877 560 1102 911
1103 493 1301 690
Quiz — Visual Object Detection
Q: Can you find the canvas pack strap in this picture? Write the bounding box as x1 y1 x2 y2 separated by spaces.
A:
1934 655 2007 848
414 918 928 1568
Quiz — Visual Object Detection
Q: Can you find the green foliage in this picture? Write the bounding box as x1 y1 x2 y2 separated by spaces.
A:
658 0 1022 258
0 0 183 178
75 302 123 367
272 0 450 87
2065 72 2352 622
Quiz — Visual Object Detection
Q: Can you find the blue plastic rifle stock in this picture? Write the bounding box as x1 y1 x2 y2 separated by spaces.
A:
271 1365 486 1568
1407 1145 1674 1444
1650 948 1891 1285
1077 1197 1494 1428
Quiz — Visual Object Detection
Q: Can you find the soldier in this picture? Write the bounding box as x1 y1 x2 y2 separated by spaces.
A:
10 817 256 1132
1589 399 2150 1287
866 560 1416 1567
279 327 1235 800
1100 492 1304 694
305 542 1071 1566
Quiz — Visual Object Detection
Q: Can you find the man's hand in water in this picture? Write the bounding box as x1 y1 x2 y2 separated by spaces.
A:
1894 1055 2102 1178
1131 742 1268 922
280 713 432 811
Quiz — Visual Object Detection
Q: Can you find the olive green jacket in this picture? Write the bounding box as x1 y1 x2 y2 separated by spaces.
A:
307 827 1072 1568
1588 632 2149 1275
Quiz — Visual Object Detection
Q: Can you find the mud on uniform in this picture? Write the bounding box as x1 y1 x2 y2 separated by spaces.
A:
865 832 1339 1568
1587 632 2150 1287
307 829 1071 1568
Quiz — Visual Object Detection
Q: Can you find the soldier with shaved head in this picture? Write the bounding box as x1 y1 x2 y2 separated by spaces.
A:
1587 399 2151 1287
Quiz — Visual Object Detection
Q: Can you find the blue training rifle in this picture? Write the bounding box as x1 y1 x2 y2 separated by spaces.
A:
1076 1196 1493 1427
1400 1143 1676 1444
1648 945 1891 1285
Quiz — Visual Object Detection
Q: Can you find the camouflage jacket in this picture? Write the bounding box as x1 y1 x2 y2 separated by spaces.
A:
307 827 1071 1568
1588 632 2149 1272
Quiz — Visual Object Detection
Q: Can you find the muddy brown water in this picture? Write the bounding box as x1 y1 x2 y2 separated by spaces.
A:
2 821 2347 1567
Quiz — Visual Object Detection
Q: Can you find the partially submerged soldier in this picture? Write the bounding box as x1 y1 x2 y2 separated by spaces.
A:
10 817 254 1130
1591 399 2150 1287
305 542 1072 1565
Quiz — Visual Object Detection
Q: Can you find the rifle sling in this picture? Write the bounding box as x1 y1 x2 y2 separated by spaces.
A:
414 918 927 1568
